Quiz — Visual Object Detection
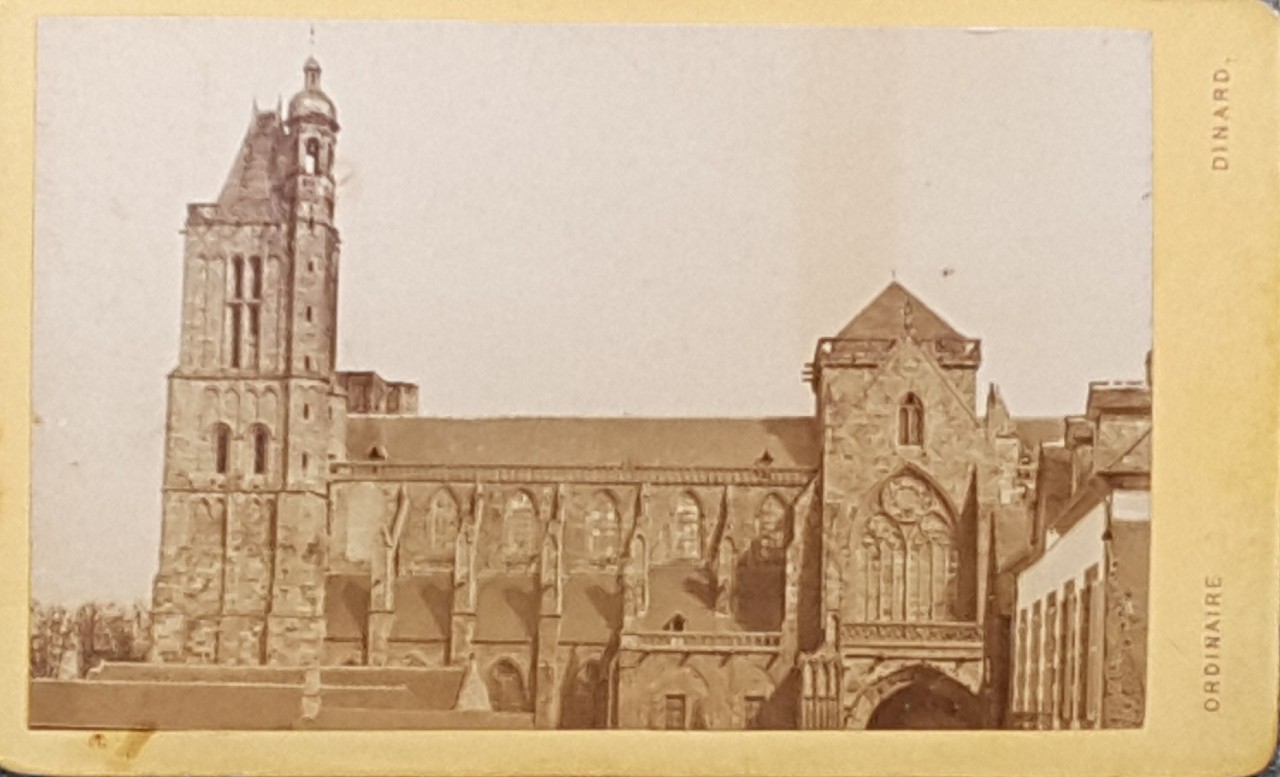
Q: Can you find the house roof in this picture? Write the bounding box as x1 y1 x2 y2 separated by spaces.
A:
1048 476 1112 536
835 282 965 341
1035 445 1076 526
1085 381 1151 419
345 416 820 470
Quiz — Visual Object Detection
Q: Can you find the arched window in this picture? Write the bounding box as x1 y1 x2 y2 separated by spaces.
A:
673 493 703 561
585 491 620 564
856 474 957 622
503 491 538 563
212 424 231 474
399 488 459 574
304 138 319 175
251 426 269 475
898 393 924 446
486 660 528 712
754 494 789 562
430 489 460 551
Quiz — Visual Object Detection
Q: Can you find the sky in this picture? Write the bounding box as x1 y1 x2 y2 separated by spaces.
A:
31 18 1152 605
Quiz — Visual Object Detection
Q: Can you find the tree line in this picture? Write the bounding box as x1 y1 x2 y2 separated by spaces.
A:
29 600 152 679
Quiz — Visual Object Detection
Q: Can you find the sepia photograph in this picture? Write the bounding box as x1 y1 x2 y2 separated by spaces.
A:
28 17 1155 733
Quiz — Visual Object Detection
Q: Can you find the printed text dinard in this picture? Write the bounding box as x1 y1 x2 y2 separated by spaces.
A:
1211 66 1230 172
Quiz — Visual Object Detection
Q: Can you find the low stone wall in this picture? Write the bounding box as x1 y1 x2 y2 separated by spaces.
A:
31 664 473 730
30 679 304 730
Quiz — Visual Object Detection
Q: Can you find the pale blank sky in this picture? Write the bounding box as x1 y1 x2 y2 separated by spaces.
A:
32 19 1152 604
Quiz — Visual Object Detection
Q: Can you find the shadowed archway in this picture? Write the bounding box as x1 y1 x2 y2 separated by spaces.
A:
865 668 983 730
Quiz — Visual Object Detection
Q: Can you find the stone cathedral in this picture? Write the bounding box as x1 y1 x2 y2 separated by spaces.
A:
148 59 1145 731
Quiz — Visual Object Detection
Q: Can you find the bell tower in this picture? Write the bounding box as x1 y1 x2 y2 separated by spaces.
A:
805 282 987 632
150 58 345 667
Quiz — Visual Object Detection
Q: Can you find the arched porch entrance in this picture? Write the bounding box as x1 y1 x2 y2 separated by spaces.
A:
864 666 983 730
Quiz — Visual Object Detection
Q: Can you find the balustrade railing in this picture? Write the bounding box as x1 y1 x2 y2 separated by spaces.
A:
804 336 981 384
619 630 782 652
840 621 983 644
329 462 814 487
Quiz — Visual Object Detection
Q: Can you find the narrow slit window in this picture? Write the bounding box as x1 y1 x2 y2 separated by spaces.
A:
231 255 244 299
229 306 242 368
213 425 230 474
249 256 262 299
252 427 268 475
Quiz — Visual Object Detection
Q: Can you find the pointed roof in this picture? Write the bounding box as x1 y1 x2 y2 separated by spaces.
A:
836 282 965 341
985 384 1015 437
213 109 291 223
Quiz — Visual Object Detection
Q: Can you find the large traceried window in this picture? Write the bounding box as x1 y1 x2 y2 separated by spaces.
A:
503 491 538 564
400 488 459 574
754 494 789 562
585 491 621 564
854 473 957 622
673 493 703 561
898 393 924 446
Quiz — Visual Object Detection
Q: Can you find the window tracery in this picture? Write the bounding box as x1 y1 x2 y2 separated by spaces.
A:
673 492 703 561
854 472 957 622
503 490 538 565
584 491 621 565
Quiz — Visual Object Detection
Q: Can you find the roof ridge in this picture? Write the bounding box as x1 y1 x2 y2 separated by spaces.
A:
835 281 966 341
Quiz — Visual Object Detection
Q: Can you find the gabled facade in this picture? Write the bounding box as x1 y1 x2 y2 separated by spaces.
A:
148 60 1144 731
